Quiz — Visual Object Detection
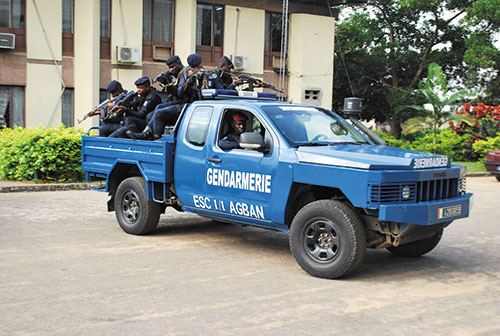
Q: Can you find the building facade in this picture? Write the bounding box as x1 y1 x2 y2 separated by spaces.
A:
0 0 339 129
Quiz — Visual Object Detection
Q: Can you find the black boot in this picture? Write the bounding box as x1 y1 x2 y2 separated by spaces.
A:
127 126 153 140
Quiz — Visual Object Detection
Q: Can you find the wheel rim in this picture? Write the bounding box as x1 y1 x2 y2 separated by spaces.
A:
121 190 140 224
302 218 341 262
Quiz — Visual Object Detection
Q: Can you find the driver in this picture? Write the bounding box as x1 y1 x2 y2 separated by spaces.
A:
219 112 247 150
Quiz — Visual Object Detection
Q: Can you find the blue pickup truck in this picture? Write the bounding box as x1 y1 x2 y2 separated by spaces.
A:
81 90 472 279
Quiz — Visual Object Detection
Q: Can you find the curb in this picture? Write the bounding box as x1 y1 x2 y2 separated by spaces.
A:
0 183 92 193
466 172 492 177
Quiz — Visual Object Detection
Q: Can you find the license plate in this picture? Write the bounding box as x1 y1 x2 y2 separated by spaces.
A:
438 205 462 219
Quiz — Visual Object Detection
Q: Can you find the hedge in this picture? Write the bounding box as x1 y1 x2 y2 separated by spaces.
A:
0 126 85 182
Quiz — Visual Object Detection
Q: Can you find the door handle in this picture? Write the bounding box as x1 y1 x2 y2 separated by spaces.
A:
208 157 222 163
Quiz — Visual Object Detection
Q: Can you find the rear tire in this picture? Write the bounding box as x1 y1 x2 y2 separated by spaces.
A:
114 177 161 235
289 200 366 279
387 229 443 257
495 175 500 182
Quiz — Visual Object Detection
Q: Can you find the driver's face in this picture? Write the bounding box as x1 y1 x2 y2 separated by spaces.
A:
232 120 245 134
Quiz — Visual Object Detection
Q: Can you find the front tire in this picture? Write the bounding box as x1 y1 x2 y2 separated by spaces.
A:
495 175 500 182
114 177 161 235
387 229 443 257
289 200 366 279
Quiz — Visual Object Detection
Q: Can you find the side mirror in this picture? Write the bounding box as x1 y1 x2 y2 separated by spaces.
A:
239 132 264 150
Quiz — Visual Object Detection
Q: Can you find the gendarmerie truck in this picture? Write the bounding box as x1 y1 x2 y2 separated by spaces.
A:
81 90 472 279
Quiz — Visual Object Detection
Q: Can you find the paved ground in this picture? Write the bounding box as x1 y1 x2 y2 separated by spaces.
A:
0 177 499 335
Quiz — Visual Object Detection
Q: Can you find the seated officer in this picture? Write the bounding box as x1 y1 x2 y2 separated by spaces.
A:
95 80 127 137
109 76 161 138
127 54 203 141
219 112 248 150
205 56 243 90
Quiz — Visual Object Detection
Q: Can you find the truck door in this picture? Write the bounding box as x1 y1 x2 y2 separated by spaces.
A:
174 105 215 208
203 107 279 227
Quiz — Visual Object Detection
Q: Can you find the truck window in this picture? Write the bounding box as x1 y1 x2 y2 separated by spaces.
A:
186 106 213 146
218 108 271 152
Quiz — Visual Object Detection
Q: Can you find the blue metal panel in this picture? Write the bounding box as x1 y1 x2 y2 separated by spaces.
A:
379 193 472 225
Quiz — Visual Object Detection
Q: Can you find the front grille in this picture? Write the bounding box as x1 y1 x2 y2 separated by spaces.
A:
370 178 459 205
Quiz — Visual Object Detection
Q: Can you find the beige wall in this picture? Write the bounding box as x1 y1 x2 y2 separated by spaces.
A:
74 0 100 129
224 6 265 75
111 68 143 92
174 0 197 63
26 0 62 61
288 14 335 109
25 0 64 127
25 63 63 127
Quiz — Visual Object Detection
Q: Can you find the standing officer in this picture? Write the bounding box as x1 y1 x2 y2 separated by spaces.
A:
205 56 243 90
109 76 161 138
127 53 203 140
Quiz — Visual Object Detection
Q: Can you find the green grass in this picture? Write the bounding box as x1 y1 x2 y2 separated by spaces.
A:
453 161 486 173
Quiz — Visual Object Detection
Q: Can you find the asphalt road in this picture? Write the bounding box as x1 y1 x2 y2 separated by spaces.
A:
0 177 499 335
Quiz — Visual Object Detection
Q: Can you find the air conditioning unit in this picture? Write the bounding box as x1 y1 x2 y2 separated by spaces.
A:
116 46 140 63
0 33 15 49
232 55 248 70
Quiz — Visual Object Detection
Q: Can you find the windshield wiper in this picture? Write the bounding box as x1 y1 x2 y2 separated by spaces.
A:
293 142 330 148
329 141 366 146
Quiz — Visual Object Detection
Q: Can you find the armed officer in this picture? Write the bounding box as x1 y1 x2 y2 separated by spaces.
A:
154 55 184 104
205 56 244 90
109 76 161 138
93 80 128 137
127 53 204 140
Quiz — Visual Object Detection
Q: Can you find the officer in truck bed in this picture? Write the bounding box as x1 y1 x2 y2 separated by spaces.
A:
109 76 161 138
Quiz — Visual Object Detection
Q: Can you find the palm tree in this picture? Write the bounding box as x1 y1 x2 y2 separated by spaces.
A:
402 62 474 145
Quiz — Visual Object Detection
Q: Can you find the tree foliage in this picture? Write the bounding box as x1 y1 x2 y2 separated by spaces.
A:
333 0 500 138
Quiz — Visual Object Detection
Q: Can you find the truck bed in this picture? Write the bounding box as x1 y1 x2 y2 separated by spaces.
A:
81 135 175 184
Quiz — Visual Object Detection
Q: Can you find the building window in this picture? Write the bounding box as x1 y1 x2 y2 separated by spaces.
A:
100 0 111 59
0 0 26 52
62 88 74 127
142 0 174 62
264 12 285 70
196 3 223 65
62 0 74 56
0 86 24 128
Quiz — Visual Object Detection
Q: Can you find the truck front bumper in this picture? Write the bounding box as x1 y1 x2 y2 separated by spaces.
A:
378 193 472 225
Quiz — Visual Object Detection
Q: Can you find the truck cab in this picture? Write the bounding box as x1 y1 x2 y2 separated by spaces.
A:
82 90 472 279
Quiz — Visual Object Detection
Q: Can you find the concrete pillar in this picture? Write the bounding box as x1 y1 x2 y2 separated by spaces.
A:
174 0 196 64
224 6 265 75
74 0 100 129
110 0 143 91
25 0 63 127
288 13 335 109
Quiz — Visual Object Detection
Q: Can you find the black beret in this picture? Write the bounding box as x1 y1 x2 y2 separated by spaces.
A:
106 80 121 93
134 76 150 86
166 55 180 66
221 56 233 68
187 53 202 67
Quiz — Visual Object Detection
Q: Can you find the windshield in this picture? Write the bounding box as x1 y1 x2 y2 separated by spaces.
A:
262 105 369 147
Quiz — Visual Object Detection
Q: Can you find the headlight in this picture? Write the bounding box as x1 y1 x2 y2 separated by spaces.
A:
459 166 467 194
402 186 411 199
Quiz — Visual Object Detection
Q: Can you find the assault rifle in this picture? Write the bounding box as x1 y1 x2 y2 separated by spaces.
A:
102 91 138 122
77 98 113 124
238 74 284 94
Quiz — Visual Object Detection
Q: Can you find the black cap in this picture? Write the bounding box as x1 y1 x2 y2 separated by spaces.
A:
134 76 150 86
221 56 233 69
187 53 202 67
106 80 122 93
166 55 180 66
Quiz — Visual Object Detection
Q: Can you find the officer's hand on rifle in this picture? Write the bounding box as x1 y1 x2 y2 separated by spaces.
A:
88 109 101 117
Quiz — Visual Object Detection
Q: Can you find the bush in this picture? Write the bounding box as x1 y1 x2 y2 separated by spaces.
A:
473 134 500 162
377 129 468 161
0 126 85 182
